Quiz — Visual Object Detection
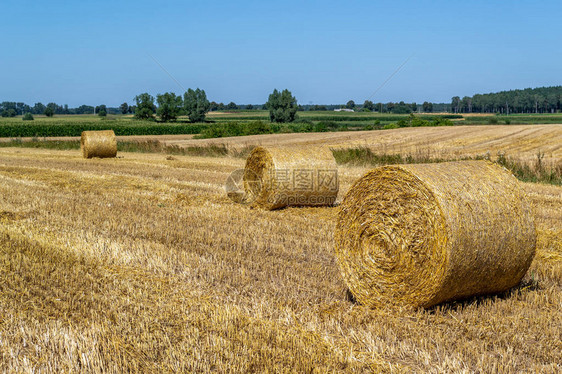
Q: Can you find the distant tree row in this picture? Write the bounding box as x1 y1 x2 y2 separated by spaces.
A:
353 100 420 114
0 97 433 120
132 88 298 123
133 89 211 122
0 98 445 120
451 86 562 114
298 102 439 112
0 102 70 117
132 91 266 122
8 85 562 120
0 101 129 117
210 101 243 111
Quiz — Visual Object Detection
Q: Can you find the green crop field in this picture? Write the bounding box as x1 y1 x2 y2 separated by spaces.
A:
0 116 206 137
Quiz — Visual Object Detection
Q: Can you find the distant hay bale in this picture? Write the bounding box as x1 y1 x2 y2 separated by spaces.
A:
335 161 536 308
81 130 117 159
243 146 339 210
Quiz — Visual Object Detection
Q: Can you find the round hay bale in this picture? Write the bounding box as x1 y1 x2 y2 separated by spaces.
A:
81 130 117 159
243 146 339 210
335 160 536 308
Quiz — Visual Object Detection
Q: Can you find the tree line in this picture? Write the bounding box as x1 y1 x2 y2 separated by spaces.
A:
0 102 131 117
0 97 443 120
1 93 436 120
451 86 562 114
0 99 258 118
132 88 298 123
5 85 561 120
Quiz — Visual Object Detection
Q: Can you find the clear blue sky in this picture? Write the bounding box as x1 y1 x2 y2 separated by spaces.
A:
1 0 561 107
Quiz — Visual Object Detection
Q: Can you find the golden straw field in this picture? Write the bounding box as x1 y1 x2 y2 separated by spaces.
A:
0 127 561 372
165 124 562 163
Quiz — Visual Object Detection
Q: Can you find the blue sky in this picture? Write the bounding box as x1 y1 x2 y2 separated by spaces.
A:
1 0 561 106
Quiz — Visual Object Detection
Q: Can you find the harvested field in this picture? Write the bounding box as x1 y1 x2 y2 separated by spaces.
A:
0 145 560 372
3 125 561 165
162 125 562 163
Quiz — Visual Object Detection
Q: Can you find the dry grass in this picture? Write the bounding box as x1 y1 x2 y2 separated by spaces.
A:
162 124 562 164
5 124 562 164
0 146 560 372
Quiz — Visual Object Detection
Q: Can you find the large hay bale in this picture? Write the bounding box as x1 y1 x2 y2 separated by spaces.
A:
335 160 536 308
243 146 339 210
81 130 117 159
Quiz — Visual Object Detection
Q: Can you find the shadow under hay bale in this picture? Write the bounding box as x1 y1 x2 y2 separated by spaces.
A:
335 160 536 309
428 277 542 312
243 146 339 210
81 130 117 159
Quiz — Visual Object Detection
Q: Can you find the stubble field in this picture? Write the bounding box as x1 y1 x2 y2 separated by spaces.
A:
0 126 561 372
163 124 562 164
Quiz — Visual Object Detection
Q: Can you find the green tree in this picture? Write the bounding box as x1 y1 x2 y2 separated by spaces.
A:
134 93 156 120
1 102 17 116
120 102 129 115
410 102 418 112
209 101 219 111
22 112 34 121
44 106 54 117
391 101 412 114
1 109 17 117
266 89 298 123
346 100 356 109
461 96 472 113
362 100 374 111
246 104 254 110
422 101 433 112
46 103 60 115
447 86 562 113
451 96 461 113
33 102 46 115
97 105 107 117
183 88 210 122
226 102 238 110
156 92 182 122
76 105 93 115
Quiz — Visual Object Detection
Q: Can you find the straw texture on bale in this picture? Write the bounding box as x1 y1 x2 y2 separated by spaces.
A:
81 130 117 159
243 146 339 210
335 161 536 308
